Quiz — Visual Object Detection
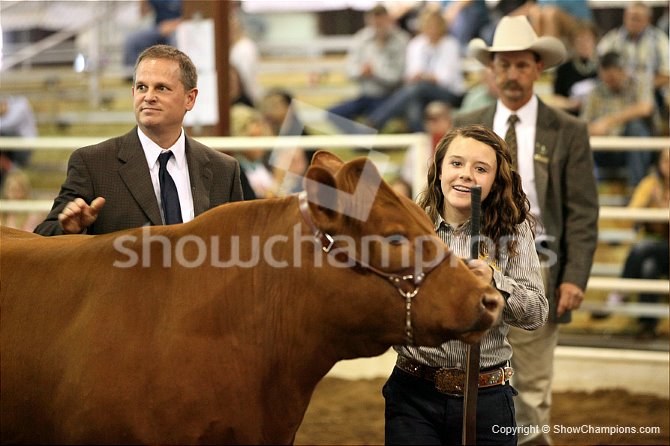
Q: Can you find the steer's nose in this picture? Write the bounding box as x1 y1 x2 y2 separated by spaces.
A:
482 290 503 312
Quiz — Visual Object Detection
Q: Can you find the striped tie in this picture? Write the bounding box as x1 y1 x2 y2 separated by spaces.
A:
505 114 520 169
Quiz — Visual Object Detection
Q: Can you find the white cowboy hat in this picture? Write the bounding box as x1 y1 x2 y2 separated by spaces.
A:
468 16 566 69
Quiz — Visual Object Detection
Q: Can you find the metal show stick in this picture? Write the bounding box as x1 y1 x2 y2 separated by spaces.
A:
463 185 481 445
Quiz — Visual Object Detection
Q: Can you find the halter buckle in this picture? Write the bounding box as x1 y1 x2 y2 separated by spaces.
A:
321 232 335 253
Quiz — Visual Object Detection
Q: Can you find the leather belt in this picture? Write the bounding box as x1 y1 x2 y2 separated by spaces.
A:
396 356 514 396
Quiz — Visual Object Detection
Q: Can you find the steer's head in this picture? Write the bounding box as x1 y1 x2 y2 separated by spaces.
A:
302 151 503 347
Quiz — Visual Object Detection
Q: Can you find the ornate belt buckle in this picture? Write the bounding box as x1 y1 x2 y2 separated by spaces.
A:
484 369 504 386
434 368 465 395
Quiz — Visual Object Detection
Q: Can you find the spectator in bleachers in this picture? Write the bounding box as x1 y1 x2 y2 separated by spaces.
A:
510 0 592 42
598 148 669 340
0 95 37 185
230 65 255 109
259 88 311 192
456 67 498 114
399 100 453 186
260 88 305 138
229 64 260 197
230 12 262 106
123 0 182 78
441 0 492 55
366 9 465 133
423 100 453 150
550 21 598 116
581 51 655 188
597 1 669 135
327 4 409 134
230 106 276 200
481 0 527 43
1 169 43 232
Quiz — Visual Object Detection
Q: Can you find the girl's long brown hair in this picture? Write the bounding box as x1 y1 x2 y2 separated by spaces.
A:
417 124 534 259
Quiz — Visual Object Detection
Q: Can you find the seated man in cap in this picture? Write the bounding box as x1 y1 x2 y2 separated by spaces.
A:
582 51 655 189
327 4 409 134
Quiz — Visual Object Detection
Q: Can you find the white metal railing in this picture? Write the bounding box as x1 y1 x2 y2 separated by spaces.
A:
2 133 667 199
0 134 433 195
599 207 668 222
1 135 667 151
1 200 54 213
0 134 432 150
586 277 668 295
578 301 669 319
589 136 670 151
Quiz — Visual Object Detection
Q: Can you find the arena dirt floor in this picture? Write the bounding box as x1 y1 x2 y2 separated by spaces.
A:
295 377 669 445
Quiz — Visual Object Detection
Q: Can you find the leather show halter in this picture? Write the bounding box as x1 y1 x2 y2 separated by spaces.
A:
298 190 449 345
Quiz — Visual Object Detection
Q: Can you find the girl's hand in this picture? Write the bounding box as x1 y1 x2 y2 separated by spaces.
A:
466 258 494 285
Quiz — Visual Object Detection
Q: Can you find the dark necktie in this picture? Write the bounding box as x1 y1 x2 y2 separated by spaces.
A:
505 114 520 169
158 151 182 225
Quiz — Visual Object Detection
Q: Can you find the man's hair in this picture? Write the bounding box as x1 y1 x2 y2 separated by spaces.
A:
569 21 599 44
134 44 198 90
599 51 623 70
369 4 388 16
627 1 651 18
418 9 446 36
263 88 294 106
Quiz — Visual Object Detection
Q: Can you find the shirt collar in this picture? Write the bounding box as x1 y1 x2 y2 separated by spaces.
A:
435 213 445 231
496 95 538 128
434 212 470 233
621 26 649 42
137 127 186 169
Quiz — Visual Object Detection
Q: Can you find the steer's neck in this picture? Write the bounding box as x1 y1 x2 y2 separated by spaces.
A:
180 195 407 441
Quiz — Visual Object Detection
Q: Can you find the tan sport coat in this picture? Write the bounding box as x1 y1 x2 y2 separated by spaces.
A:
34 128 243 236
453 98 599 322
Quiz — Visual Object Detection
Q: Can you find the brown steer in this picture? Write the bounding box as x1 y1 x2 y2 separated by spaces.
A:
1 152 502 444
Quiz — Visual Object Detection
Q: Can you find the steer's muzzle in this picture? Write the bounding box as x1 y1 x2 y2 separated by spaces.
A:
459 288 504 343
482 289 503 313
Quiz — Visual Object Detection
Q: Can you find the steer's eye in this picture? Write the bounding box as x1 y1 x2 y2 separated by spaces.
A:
386 234 408 246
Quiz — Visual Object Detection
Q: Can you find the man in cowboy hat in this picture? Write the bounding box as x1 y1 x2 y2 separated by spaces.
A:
454 15 599 445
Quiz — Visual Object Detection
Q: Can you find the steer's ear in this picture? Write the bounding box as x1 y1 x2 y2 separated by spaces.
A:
304 165 339 220
310 151 344 175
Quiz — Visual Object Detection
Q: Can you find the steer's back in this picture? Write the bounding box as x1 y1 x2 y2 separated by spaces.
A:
2 227 118 337
1 227 206 443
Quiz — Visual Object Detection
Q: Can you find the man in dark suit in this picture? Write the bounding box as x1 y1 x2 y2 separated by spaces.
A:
454 16 599 445
35 45 243 236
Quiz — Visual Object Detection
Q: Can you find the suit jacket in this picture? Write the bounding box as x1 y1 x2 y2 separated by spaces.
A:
34 128 243 236
453 98 599 322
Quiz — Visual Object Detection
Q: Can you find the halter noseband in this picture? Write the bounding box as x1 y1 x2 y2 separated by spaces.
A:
297 191 448 345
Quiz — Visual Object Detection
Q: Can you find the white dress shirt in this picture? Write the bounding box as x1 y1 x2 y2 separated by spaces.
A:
405 34 465 95
138 127 194 223
347 25 409 97
493 96 544 233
